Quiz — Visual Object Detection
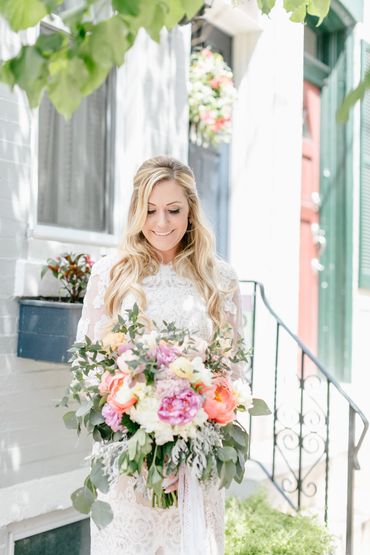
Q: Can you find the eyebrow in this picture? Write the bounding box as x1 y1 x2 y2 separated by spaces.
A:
148 201 184 206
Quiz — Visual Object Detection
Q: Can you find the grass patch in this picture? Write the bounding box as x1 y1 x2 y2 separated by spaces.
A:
225 494 335 555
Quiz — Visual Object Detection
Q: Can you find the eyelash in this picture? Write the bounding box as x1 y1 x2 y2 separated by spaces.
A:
147 209 181 215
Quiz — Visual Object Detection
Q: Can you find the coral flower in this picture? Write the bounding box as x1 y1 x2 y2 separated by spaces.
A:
107 372 137 412
201 377 238 425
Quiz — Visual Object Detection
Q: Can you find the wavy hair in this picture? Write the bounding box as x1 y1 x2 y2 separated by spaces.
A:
104 155 229 331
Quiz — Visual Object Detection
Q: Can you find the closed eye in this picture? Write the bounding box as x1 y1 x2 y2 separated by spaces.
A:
147 209 181 215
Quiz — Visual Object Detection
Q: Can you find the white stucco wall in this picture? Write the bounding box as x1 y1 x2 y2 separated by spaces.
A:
229 5 303 333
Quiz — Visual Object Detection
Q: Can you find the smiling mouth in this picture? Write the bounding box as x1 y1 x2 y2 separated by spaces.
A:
152 230 174 236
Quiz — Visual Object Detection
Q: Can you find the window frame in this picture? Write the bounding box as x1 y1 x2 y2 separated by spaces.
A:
29 15 119 248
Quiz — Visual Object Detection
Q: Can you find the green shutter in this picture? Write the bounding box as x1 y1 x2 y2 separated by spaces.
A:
359 42 370 289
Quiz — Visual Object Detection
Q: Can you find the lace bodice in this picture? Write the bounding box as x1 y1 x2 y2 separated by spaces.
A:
76 252 245 376
76 252 245 554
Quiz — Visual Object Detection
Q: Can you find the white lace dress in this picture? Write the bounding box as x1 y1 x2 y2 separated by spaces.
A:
76 252 245 555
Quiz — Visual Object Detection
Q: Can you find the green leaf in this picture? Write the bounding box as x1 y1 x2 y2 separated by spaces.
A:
217 446 237 463
90 461 110 493
249 398 271 416
9 45 48 106
90 409 104 426
228 424 249 449
47 56 89 119
163 0 185 29
63 410 78 429
180 0 203 19
90 500 114 529
0 0 47 31
87 16 130 69
76 398 93 417
121 413 140 434
35 32 66 58
337 71 370 123
0 61 15 87
256 0 276 15
71 486 95 514
307 0 330 25
218 460 236 489
113 0 140 16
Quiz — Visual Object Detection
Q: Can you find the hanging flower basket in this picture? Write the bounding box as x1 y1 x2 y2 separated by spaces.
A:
188 47 237 147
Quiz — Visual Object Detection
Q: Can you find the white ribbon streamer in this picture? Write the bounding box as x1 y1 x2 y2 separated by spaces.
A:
178 464 208 555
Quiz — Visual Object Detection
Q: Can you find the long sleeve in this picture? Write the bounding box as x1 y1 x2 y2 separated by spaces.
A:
75 253 118 342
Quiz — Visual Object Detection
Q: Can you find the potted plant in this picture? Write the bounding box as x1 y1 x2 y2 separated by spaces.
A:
17 253 94 363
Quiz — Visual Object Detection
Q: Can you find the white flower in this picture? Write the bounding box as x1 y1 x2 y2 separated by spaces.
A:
141 330 159 348
128 396 174 445
190 357 212 386
233 380 253 410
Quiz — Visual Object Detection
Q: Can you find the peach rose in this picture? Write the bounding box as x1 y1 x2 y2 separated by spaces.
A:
201 377 237 425
102 332 126 352
98 370 116 395
107 372 137 412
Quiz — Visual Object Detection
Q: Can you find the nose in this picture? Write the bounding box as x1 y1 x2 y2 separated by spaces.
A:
156 210 169 228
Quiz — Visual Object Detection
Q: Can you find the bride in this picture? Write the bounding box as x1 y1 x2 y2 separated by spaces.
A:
76 155 246 555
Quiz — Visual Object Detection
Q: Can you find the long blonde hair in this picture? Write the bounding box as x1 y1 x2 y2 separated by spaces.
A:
104 155 229 330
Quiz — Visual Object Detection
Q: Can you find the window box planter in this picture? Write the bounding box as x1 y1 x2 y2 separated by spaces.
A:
17 298 82 363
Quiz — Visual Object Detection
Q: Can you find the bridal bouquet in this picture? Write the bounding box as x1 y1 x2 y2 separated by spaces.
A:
61 304 270 529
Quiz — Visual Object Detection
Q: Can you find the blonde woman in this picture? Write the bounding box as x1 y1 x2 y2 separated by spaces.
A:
76 155 246 555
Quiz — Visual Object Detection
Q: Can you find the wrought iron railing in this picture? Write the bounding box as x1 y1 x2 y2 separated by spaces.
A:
241 280 369 555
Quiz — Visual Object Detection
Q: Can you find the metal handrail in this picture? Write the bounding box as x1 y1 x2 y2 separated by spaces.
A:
241 280 369 555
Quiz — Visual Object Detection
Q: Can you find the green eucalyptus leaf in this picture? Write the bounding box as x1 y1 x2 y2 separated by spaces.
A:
76 398 93 417
90 409 104 426
249 398 271 416
63 410 78 429
71 486 95 514
218 460 236 489
228 424 249 448
90 500 114 529
90 461 110 493
217 446 237 463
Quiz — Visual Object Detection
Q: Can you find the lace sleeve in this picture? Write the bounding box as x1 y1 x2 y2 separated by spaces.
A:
217 259 247 382
75 253 118 342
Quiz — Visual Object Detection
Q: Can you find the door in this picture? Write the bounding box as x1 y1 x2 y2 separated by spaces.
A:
298 81 322 357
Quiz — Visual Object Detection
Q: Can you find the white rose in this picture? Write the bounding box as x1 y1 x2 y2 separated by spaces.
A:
233 380 253 410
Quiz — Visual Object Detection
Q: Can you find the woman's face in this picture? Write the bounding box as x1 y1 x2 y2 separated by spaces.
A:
141 179 190 263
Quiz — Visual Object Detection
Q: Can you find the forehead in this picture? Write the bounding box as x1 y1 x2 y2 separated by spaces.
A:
148 179 187 205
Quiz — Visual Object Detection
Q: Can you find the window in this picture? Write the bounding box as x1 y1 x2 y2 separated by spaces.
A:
14 519 90 555
37 24 115 234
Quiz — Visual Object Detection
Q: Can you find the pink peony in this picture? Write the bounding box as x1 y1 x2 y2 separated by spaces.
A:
102 403 125 432
152 341 180 367
158 388 202 425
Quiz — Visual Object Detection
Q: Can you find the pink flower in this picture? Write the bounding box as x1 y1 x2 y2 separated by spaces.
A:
152 341 180 367
99 371 115 395
102 403 125 432
158 388 202 425
117 342 134 355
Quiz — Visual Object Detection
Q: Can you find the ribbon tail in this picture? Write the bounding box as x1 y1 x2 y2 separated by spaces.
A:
178 464 208 555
